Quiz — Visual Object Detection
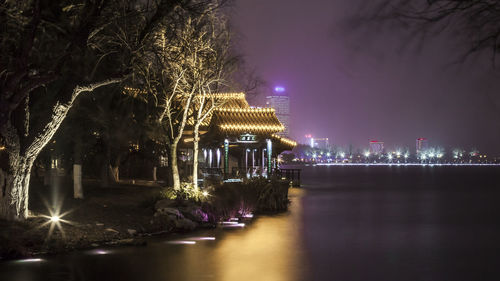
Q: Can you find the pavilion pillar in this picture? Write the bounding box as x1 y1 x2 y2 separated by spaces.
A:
262 148 266 176
266 139 272 177
209 149 213 168
224 139 229 176
245 148 249 173
217 148 221 168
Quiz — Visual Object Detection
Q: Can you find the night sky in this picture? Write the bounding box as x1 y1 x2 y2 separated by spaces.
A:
231 0 500 155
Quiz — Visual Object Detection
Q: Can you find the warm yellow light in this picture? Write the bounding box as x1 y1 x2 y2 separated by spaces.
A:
219 124 285 132
50 216 60 222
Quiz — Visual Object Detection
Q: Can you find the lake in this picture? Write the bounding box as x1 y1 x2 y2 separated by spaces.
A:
1 165 500 281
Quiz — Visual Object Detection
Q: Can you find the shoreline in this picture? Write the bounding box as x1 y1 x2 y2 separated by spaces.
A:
0 179 290 261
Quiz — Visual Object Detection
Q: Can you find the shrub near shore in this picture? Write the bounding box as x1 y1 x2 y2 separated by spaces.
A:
152 179 290 229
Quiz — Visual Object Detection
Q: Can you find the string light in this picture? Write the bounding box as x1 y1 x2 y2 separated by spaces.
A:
271 134 297 147
219 124 285 132
216 107 275 113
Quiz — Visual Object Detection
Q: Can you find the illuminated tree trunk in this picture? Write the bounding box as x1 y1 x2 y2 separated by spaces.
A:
152 166 157 182
192 123 200 189
73 138 83 199
0 154 34 220
0 79 120 220
73 164 83 199
109 164 120 183
170 141 180 190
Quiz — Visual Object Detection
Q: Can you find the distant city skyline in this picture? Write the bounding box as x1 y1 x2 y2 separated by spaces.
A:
232 0 500 155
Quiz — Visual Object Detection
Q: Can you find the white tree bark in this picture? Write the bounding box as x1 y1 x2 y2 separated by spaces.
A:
192 123 200 189
73 164 83 199
170 141 180 190
153 166 157 182
0 78 121 220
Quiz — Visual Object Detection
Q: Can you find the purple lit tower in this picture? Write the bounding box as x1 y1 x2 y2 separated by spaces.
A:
266 86 290 136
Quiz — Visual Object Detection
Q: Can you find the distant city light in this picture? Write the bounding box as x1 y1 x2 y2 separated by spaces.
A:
274 86 285 92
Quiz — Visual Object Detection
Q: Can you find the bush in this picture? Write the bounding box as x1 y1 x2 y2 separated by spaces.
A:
204 178 289 221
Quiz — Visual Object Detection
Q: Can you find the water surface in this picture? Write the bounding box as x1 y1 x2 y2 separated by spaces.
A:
2 166 500 281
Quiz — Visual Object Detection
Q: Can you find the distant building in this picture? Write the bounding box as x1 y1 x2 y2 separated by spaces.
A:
369 140 384 155
266 86 290 136
416 138 428 154
314 138 330 150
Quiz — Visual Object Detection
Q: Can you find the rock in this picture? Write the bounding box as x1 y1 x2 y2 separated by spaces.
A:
155 207 183 218
175 218 197 231
179 206 209 223
155 199 175 211
96 222 104 226
105 228 119 233
127 229 137 236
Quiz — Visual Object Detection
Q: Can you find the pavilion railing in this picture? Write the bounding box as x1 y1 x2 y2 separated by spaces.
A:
200 167 301 187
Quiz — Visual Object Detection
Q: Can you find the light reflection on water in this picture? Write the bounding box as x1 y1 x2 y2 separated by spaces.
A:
212 188 307 281
3 166 500 281
0 189 307 281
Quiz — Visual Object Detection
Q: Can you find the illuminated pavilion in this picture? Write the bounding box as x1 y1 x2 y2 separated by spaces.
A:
181 92 296 179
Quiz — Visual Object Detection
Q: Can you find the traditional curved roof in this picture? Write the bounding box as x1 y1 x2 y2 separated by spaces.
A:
212 107 285 135
272 134 297 150
187 92 249 126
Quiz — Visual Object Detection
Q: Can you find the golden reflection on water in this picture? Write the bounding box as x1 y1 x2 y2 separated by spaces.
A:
213 188 307 281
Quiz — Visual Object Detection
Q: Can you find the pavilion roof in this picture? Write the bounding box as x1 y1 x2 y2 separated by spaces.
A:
187 92 249 126
272 134 297 150
211 107 285 135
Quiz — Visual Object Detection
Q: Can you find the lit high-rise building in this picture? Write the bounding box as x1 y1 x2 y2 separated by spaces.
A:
314 138 330 150
369 140 384 155
416 138 428 154
266 86 290 136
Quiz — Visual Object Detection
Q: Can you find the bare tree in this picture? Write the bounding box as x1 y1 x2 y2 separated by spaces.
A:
362 1 500 65
0 0 189 220
190 9 235 189
137 1 231 190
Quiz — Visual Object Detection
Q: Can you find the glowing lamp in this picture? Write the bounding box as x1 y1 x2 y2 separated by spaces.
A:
50 216 60 222
274 86 285 93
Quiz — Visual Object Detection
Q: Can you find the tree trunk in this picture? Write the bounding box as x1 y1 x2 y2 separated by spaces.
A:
0 78 122 220
0 155 34 220
192 124 200 189
170 142 180 190
73 138 83 198
153 166 157 182
73 164 83 199
109 165 119 182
